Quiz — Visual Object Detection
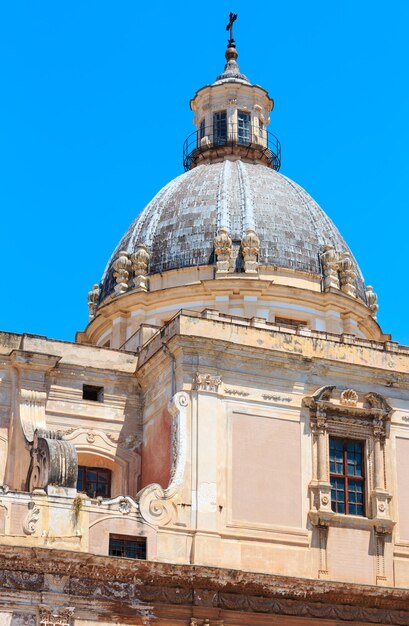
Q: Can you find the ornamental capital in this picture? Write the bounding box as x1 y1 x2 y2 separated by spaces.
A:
39 606 74 626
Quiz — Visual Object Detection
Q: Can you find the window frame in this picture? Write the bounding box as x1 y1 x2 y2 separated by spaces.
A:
213 110 227 145
109 534 147 560
77 465 112 499
199 118 206 140
329 436 365 516
237 110 251 145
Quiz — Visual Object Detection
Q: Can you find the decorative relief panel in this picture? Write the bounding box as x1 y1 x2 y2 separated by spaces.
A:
194 373 222 393
22 501 40 535
39 607 74 626
10 614 37 626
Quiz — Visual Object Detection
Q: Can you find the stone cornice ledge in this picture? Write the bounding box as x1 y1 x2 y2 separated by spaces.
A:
1 547 409 624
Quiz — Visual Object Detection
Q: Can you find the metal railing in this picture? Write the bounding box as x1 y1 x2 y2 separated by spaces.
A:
182 123 281 171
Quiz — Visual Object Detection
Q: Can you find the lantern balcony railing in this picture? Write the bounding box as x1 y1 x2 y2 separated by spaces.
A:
183 123 281 172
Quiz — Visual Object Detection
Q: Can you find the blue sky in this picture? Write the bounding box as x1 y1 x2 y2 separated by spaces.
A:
1 1 408 343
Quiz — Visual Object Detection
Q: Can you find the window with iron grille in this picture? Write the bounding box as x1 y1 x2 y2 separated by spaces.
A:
213 110 227 145
259 119 264 137
199 118 206 140
237 110 251 144
109 535 147 560
330 438 365 516
77 465 111 499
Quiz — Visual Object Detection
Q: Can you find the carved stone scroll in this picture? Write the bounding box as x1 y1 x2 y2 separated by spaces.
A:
28 429 78 492
137 392 189 526
20 389 47 444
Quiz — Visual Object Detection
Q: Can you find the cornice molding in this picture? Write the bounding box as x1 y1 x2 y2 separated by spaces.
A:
1 546 409 624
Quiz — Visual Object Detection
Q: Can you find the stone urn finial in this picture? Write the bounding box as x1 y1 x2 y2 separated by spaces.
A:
131 243 150 291
365 285 379 319
214 227 233 274
241 228 260 273
113 250 131 295
87 283 100 321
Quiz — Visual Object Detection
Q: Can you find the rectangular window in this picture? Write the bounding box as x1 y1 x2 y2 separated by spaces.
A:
213 111 227 145
259 120 264 137
109 535 147 560
237 111 251 144
82 384 104 402
77 465 111 498
330 438 365 516
199 118 206 140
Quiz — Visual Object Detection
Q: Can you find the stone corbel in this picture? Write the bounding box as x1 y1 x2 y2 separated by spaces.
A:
137 392 190 526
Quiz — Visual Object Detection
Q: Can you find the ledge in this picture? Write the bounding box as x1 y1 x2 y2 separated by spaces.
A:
1 545 409 625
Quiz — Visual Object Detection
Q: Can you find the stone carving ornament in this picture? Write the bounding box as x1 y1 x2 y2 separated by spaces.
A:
28 429 77 492
87 283 100 320
340 388 359 407
214 227 232 273
241 228 260 273
113 250 131 295
39 607 74 626
320 246 357 298
23 501 40 535
131 243 150 291
138 392 189 526
339 251 357 297
365 285 379 318
10 615 37 626
320 245 339 290
194 373 222 393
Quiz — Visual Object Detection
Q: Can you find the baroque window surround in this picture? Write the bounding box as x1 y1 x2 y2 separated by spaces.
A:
304 385 394 533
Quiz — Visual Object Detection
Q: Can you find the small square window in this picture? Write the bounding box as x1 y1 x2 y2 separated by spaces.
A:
109 535 147 560
82 384 104 402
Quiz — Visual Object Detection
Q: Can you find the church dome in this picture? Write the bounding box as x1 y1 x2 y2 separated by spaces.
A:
99 160 365 303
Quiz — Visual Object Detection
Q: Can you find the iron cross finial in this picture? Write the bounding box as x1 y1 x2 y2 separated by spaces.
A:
226 12 238 47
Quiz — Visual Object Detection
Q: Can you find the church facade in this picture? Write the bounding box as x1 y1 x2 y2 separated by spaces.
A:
1 18 409 626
